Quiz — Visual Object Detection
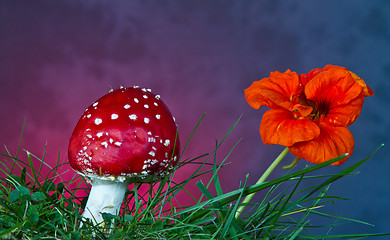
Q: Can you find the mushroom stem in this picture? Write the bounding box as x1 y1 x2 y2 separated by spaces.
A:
82 178 128 225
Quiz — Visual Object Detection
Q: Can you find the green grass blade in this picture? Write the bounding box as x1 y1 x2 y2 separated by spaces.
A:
221 176 250 240
303 232 390 239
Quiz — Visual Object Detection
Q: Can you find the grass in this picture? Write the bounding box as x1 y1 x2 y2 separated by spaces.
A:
0 115 388 239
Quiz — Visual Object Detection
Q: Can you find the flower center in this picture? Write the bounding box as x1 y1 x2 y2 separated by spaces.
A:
294 92 329 121
306 99 330 121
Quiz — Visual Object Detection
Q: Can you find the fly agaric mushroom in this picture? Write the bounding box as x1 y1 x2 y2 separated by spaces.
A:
68 86 180 225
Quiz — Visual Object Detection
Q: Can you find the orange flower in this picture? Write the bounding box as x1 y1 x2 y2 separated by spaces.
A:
245 65 373 165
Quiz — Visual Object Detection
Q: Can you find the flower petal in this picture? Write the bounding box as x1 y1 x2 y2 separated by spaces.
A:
305 67 365 127
322 64 347 72
308 65 374 97
260 108 320 146
324 92 364 127
292 104 313 117
349 71 374 97
302 65 348 86
298 73 309 87
245 70 300 110
306 68 323 81
289 124 354 165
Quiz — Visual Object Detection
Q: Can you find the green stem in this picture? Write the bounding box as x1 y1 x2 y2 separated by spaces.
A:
235 147 289 219
282 156 300 169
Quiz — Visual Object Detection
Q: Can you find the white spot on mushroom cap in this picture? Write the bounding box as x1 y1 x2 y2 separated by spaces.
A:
87 114 91 118
93 102 99 107
150 159 158 165
114 142 122 146
154 102 158 106
129 114 137 120
149 151 155 157
95 118 102 125
144 104 149 109
155 95 160 100
101 142 108 148
164 139 170 147
124 104 130 109
143 95 148 99
117 176 126 182
144 118 150 124
134 98 139 103
97 132 103 138
111 114 119 120
156 114 161 119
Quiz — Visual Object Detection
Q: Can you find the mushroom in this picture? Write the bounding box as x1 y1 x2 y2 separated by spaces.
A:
68 86 180 225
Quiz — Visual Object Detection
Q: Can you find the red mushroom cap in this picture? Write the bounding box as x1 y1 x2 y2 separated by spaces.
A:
68 86 180 182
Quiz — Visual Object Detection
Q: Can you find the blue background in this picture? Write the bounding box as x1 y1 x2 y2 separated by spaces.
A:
1 1 389 236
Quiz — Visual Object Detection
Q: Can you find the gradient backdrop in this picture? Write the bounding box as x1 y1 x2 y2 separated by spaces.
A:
1 0 390 237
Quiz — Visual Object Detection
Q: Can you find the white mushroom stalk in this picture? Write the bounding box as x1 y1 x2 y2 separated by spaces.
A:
68 86 180 227
82 177 129 225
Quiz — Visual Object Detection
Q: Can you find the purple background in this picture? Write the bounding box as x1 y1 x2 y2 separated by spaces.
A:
1 1 389 236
